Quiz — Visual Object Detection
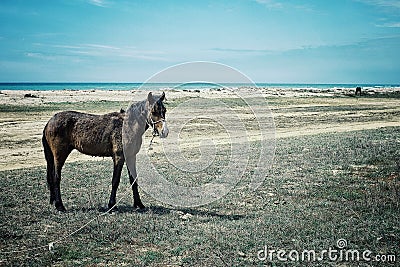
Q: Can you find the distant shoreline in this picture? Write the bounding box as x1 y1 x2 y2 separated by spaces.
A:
0 82 399 91
1 86 400 109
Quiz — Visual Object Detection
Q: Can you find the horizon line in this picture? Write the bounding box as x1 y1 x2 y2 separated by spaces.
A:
0 82 399 85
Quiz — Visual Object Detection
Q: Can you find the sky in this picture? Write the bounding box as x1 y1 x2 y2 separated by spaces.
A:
0 0 399 83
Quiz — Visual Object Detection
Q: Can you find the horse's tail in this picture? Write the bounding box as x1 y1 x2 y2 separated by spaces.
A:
42 125 54 189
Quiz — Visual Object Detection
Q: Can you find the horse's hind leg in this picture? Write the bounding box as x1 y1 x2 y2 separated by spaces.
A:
43 134 56 204
46 161 55 204
127 160 145 209
53 148 72 212
53 165 65 212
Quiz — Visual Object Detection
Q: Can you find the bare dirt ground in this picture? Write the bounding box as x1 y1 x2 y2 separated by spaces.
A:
0 88 399 171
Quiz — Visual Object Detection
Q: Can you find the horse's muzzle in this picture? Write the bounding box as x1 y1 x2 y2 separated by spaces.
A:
160 121 169 138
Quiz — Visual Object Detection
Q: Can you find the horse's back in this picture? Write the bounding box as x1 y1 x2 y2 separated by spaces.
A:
44 111 124 157
44 111 82 142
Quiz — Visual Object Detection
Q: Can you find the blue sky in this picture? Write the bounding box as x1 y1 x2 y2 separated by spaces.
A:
0 0 399 83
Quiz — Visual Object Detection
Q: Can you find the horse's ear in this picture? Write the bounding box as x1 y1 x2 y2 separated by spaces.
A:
147 92 156 104
146 92 155 108
159 91 165 102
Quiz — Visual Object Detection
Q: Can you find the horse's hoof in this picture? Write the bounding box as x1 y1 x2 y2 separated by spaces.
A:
134 202 146 209
56 206 66 212
108 208 118 214
135 208 147 213
134 205 147 212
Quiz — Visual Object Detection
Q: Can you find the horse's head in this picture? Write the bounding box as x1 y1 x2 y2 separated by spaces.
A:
146 92 169 138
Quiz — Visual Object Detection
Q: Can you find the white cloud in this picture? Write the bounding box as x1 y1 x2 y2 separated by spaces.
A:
357 0 400 9
26 52 42 58
254 0 315 12
36 42 168 62
52 44 86 49
254 0 283 8
85 44 120 50
25 52 83 62
88 0 108 7
377 22 400 27
211 35 400 57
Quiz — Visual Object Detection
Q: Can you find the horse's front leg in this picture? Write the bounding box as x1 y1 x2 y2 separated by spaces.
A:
127 158 145 209
53 164 66 212
108 156 124 212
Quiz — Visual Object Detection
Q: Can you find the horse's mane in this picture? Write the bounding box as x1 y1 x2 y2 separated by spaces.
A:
126 94 162 119
127 99 147 118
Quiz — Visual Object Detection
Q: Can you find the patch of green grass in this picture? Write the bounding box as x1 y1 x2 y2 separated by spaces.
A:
0 100 129 114
58 246 92 261
220 97 249 107
164 96 195 108
363 91 400 98
139 251 164 265
279 104 395 113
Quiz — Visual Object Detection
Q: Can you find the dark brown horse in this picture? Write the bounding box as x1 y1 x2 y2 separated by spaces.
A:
355 86 362 96
42 92 168 212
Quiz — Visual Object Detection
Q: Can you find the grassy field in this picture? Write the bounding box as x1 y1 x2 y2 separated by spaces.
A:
0 94 399 266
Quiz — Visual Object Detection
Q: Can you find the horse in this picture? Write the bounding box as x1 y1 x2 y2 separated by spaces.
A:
42 92 168 212
355 86 362 96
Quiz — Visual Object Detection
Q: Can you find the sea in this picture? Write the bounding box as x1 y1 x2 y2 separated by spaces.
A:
0 82 399 91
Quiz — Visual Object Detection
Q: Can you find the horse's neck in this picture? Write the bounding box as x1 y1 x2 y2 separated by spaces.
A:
129 100 148 135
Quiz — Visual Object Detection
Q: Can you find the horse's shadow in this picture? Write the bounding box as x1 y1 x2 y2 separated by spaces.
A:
96 204 247 221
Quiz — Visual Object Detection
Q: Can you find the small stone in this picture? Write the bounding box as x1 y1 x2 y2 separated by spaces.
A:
181 213 193 220
174 210 184 216
48 242 55 253
24 93 39 98
238 251 246 257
